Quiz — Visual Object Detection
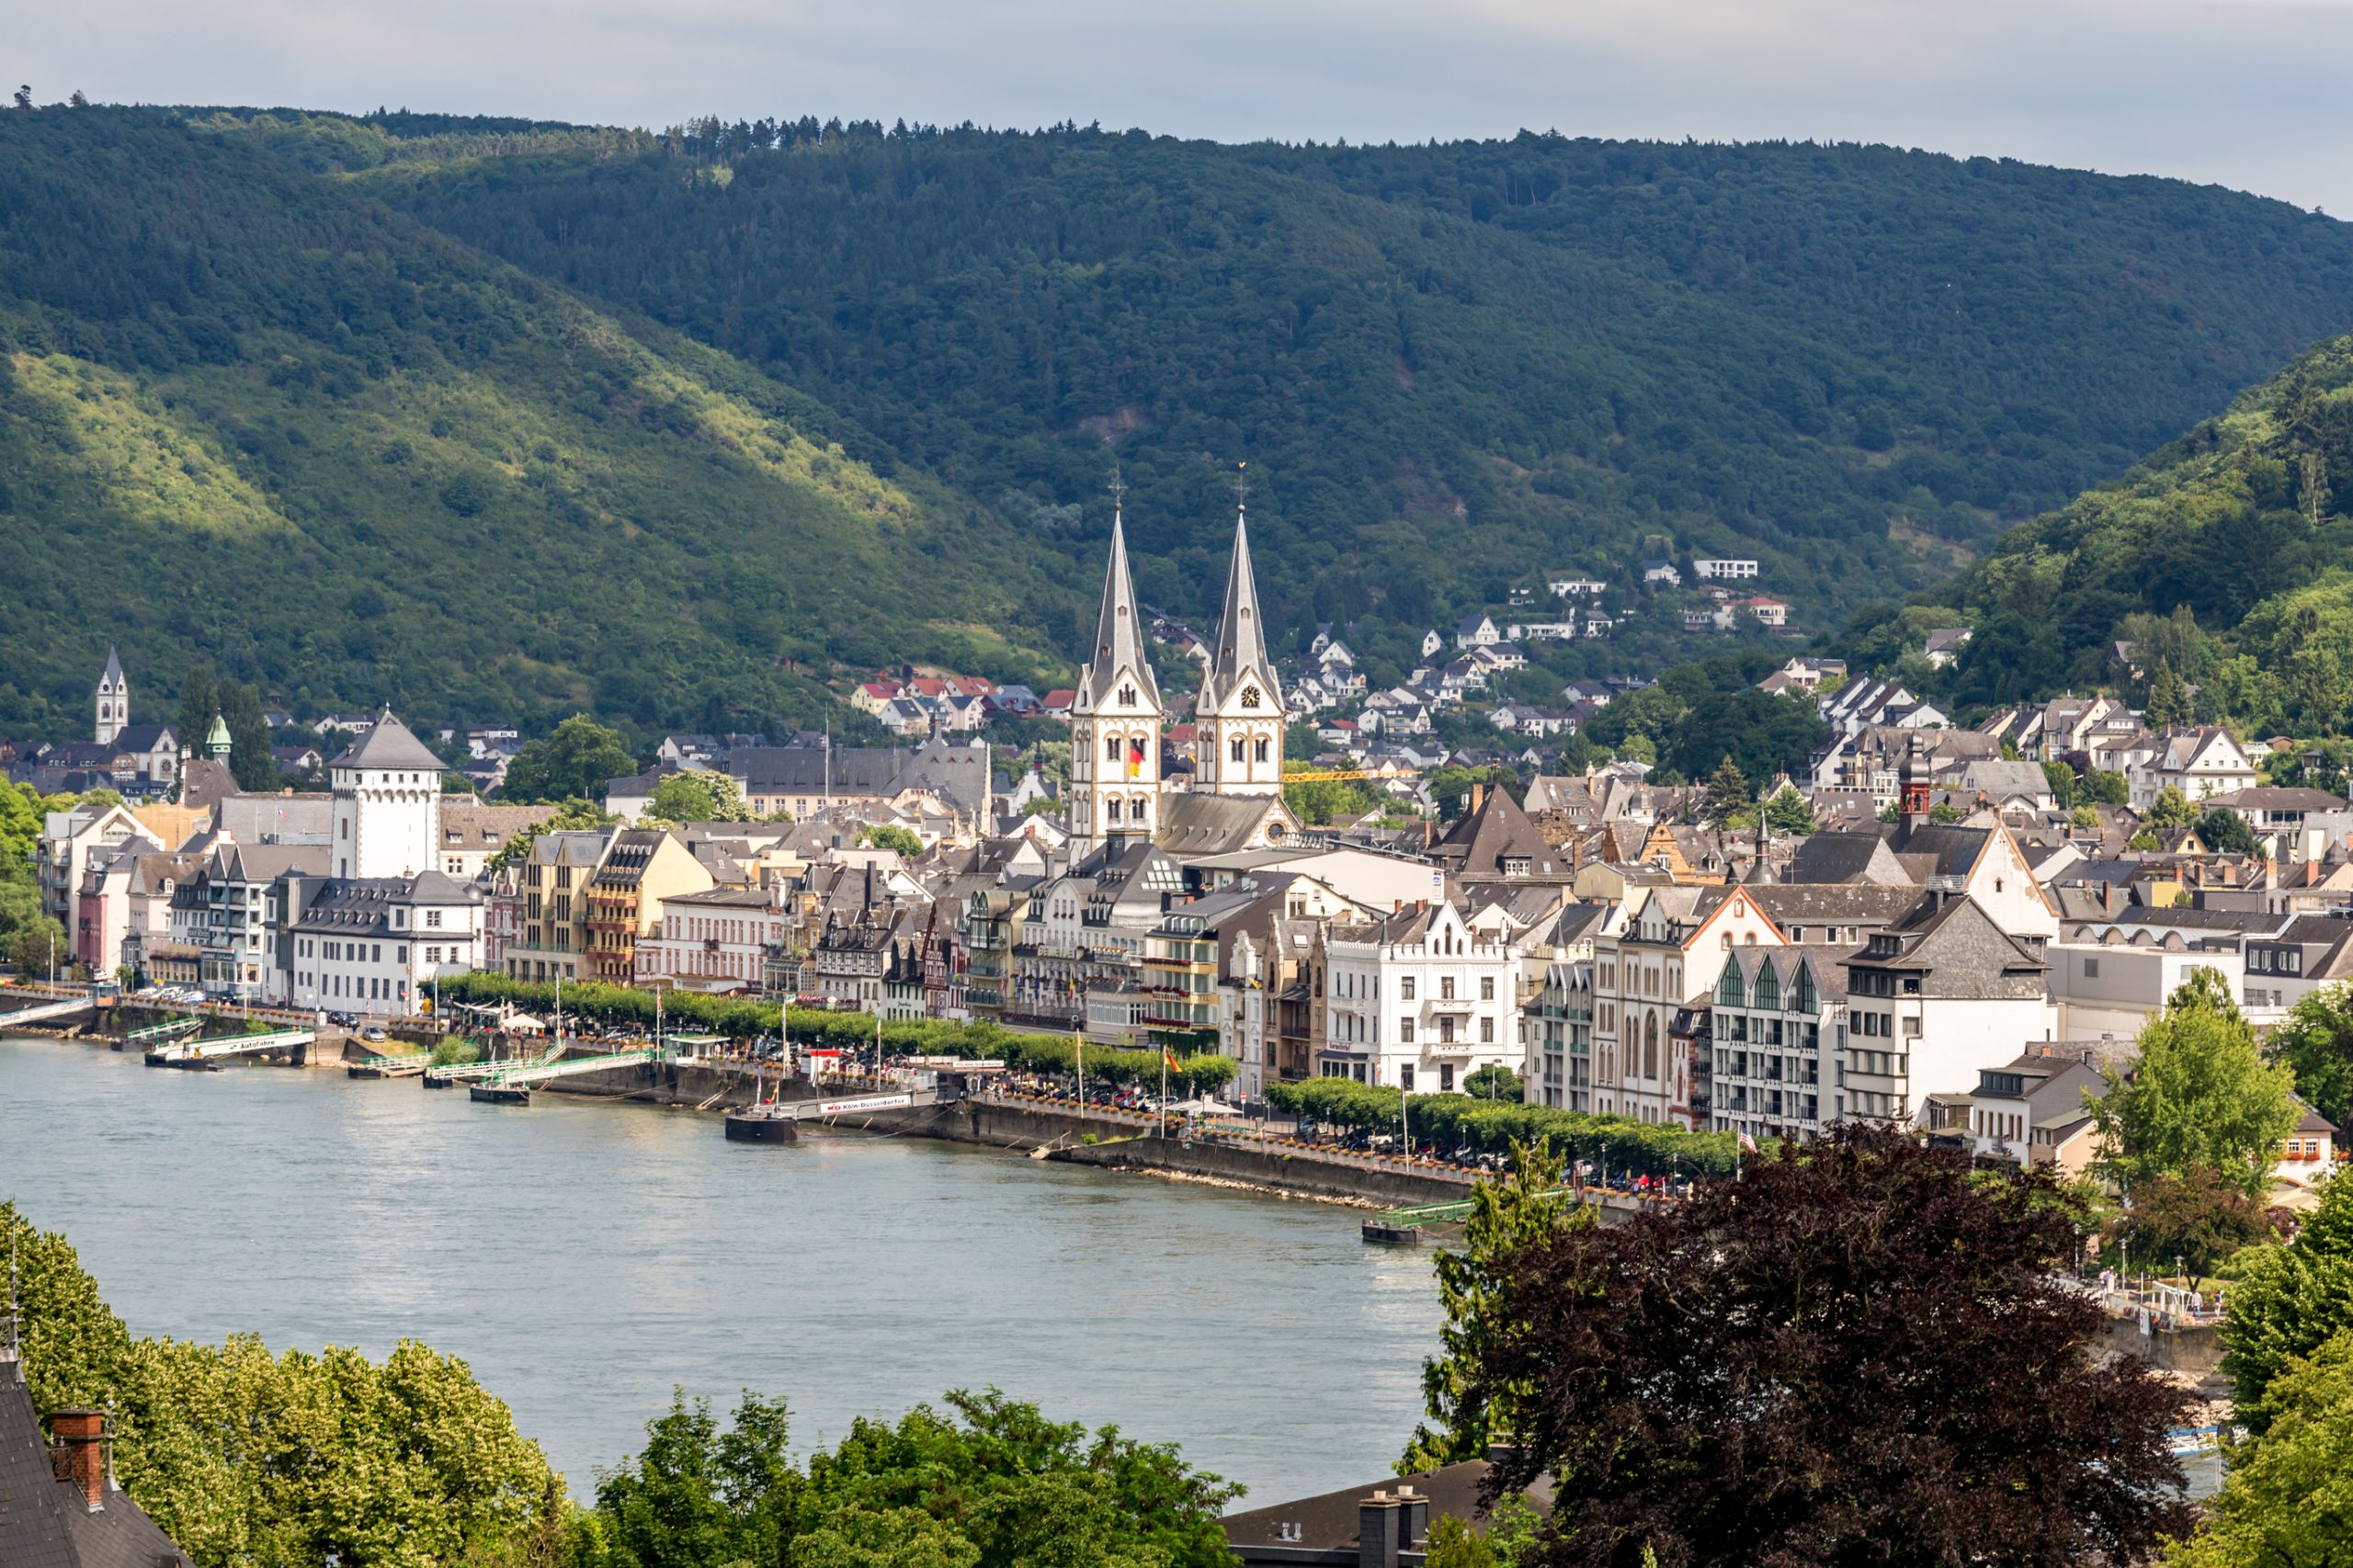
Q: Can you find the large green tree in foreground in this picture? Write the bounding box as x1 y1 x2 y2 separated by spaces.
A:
2089 968 2299 1202
5 1201 561 1567
574 1386 1239 1568
2221 1170 2353 1423
2169 1328 2353 1567
1438 1126 2192 1567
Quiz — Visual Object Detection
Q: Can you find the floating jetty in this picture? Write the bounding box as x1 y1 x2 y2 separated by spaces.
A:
724 1087 932 1142
144 1028 315 1070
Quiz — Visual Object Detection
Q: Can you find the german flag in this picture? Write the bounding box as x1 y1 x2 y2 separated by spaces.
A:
1127 740 1145 778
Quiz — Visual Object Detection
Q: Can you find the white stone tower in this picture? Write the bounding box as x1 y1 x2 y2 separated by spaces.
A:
1193 501 1286 797
1069 495 1164 853
95 647 127 746
328 710 443 880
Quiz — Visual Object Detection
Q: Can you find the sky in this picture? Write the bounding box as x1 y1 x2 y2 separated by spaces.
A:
18 0 2353 214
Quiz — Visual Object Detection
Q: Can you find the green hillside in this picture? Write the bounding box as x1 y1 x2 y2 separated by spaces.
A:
10 108 2353 737
1863 335 2353 733
0 109 1060 737
349 117 2353 674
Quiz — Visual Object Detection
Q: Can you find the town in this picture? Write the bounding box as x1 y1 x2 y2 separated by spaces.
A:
7 501 2344 1197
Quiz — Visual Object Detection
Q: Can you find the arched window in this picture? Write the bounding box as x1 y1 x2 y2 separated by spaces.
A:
1643 1012 1659 1079
1254 737 1270 762
1107 798 1122 823
1231 737 1245 762
1131 797 1150 823
1118 684 1136 707
1107 734 1121 761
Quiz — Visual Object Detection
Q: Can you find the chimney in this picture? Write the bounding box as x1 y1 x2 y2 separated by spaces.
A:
1357 1490 1403 1568
48 1408 105 1511
1394 1483 1430 1547
1470 784 1486 814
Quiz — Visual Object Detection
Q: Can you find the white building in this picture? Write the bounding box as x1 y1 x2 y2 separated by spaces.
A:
1836 894 2055 1127
328 711 444 880
284 870 483 1016
635 885 791 993
2128 728 2257 809
1321 899 1518 1095
1592 884 1786 1127
1691 558 1761 581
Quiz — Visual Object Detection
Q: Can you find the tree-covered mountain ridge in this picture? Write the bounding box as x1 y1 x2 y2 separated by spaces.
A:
0 108 1068 738
10 104 2353 737
346 111 2353 676
1856 334 2353 736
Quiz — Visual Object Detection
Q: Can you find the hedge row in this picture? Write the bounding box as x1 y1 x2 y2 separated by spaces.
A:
434 974 1235 1094
1265 1077 1744 1178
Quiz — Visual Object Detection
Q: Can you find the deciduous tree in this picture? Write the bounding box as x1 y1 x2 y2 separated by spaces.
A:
2221 1172 2353 1421
1454 1126 2193 1567
2110 1165 2273 1278
2264 981 2353 1127
2089 969 2299 1201
2168 1329 2353 1566
647 770 751 824
502 716 638 803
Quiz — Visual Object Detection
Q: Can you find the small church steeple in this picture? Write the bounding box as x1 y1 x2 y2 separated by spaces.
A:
94 646 128 746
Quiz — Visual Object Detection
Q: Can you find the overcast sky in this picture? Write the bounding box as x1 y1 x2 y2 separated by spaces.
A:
20 0 2353 214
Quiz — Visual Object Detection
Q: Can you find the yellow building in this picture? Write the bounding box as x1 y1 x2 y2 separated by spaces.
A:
584 829 715 983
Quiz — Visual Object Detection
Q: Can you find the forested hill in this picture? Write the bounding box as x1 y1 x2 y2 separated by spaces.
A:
1865 334 2353 734
0 110 1061 736
9 108 2353 739
347 118 2353 666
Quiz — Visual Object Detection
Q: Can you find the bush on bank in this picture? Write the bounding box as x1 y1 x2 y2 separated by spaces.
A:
434 972 1237 1095
1264 1076 1744 1178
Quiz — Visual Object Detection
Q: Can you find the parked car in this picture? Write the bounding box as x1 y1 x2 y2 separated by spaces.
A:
360 1027 388 1043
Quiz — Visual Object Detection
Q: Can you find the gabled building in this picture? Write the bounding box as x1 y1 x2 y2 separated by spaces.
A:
1837 894 2055 1128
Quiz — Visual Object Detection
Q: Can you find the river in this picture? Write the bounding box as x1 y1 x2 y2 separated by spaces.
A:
0 1036 1443 1506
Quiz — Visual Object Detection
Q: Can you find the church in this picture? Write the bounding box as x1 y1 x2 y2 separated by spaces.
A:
1069 496 1299 857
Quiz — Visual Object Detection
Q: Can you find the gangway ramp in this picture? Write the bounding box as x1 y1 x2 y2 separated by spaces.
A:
126 1016 203 1045
145 1028 315 1069
423 1045 563 1087
466 1046 670 1103
0 994 103 1028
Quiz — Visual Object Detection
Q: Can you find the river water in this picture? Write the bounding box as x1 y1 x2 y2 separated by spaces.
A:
0 1037 1443 1506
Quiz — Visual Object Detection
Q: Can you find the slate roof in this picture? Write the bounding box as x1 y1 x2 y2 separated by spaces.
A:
0 1365 190 1568
1430 787 1568 879
329 712 446 772
1782 831 1911 887
1155 792 1281 857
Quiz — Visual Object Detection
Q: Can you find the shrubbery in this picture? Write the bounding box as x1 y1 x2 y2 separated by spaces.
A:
434 972 1236 1094
1265 1077 1742 1178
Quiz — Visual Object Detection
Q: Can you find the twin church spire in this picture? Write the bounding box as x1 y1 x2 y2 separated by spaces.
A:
1072 474 1285 850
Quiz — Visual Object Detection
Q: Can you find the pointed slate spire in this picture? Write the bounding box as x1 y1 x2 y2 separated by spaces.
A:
1086 502 1158 707
100 644 125 687
1208 501 1278 704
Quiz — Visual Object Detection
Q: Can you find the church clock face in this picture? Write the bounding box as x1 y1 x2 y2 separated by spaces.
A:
1241 686 1261 709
